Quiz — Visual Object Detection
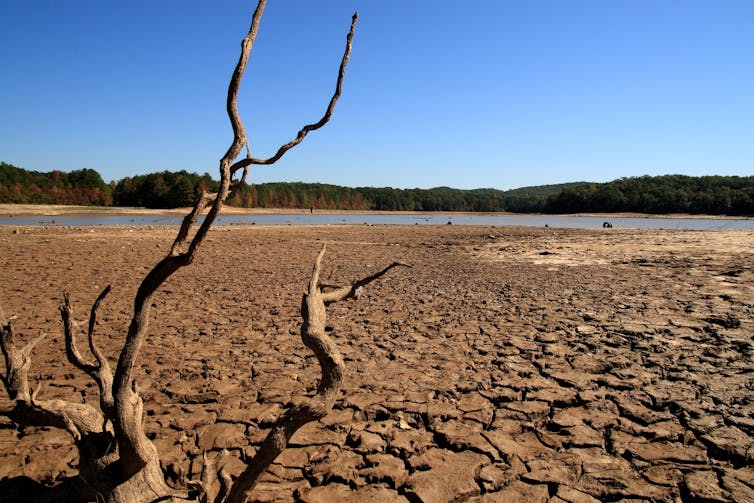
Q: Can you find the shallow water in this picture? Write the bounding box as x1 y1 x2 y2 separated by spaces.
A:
1 213 751 230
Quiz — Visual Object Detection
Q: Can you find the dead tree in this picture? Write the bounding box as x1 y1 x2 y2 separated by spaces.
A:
223 246 408 502
0 2 409 502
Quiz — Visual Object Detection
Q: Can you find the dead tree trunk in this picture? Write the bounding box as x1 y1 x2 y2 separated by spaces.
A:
224 247 408 502
0 2 361 502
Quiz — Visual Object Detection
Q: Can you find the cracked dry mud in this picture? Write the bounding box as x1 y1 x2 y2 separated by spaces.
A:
0 224 752 502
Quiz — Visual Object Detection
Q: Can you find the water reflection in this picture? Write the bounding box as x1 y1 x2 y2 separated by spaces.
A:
1 213 751 230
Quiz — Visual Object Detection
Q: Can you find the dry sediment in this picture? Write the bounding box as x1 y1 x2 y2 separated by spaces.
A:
0 224 752 502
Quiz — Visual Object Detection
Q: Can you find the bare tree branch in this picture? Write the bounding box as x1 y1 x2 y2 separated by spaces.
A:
224 245 404 502
112 1 358 482
229 11 358 173
170 192 216 256
61 287 115 421
321 260 410 304
110 24 246 467
1 312 45 401
1 305 109 439
108 2 274 477
1 2 359 500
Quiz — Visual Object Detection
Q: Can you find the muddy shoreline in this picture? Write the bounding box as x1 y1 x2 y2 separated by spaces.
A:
1 203 749 220
1 225 752 501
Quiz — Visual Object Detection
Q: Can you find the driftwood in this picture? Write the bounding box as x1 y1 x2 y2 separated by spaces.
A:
0 2 396 502
225 246 407 502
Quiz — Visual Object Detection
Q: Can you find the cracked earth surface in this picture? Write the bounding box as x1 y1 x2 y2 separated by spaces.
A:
0 224 752 502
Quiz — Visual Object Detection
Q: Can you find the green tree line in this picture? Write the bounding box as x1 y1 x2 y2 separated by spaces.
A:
2 162 752 215
543 175 754 215
0 162 112 205
112 171 219 209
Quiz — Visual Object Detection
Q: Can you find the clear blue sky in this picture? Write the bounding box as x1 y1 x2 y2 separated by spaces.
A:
1 1 752 190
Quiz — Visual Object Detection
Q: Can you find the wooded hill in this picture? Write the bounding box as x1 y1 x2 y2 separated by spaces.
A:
0 162 112 206
1 162 752 215
544 175 754 215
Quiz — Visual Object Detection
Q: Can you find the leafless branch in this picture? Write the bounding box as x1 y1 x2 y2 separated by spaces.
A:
229 11 358 173
61 287 115 421
224 245 403 502
1 1 359 500
1 305 109 441
1 312 45 401
321 260 410 304
110 1 270 476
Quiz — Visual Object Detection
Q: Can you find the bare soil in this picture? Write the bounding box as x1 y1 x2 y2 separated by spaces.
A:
0 224 752 502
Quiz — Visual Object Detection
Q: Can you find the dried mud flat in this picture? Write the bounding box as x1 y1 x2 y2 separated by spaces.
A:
0 224 752 502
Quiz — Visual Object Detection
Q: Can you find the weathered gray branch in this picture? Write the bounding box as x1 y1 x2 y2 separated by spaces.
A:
61 287 115 421
224 246 406 503
1 304 111 461
1 312 45 402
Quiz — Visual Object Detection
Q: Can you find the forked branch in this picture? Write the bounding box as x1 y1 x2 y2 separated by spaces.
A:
1 1 360 501
112 0 359 479
61 287 115 420
1 305 108 443
229 11 358 173
321 261 410 304
1 309 45 402
224 246 407 503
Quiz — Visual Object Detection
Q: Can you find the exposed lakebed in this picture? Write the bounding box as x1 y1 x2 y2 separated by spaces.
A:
1 225 752 501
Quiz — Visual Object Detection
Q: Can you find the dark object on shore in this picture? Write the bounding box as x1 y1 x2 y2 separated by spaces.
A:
603 221 613 228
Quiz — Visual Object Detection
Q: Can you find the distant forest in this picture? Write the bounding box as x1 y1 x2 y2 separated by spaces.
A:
1 162 753 215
